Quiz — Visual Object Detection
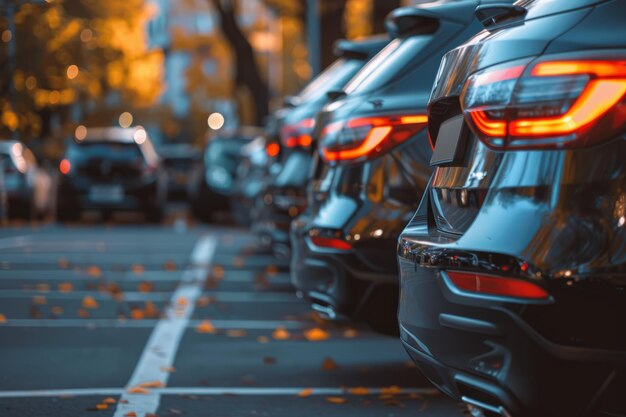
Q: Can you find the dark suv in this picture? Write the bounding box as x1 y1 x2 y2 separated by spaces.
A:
398 1 626 416
290 1 495 335
57 127 166 222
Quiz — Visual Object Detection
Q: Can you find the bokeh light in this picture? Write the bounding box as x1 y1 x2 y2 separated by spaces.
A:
119 112 133 128
66 65 79 80
208 112 225 130
75 125 87 141
133 128 147 144
1 30 12 43
80 29 93 43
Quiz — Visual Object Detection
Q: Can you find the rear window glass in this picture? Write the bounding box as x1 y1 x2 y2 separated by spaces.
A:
518 0 604 16
296 59 363 102
343 36 432 95
68 142 144 165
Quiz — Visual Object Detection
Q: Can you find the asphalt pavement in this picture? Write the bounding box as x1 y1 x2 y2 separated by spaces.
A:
0 210 465 417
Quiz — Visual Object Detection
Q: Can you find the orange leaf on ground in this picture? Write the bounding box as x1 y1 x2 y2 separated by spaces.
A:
226 329 247 338
272 326 290 340
321 357 339 371
298 388 313 398
51 306 63 315
130 309 145 320
265 265 279 276
177 297 188 306
95 403 108 410
140 380 164 388
58 282 74 293
196 320 216 334
127 386 150 394
380 385 402 396
196 296 214 307
343 329 359 339
131 264 145 275
32 295 47 305
160 366 176 373
212 265 224 279
102 397 116 404
86 265 102 278
82 296 99 309
124 412 137 417
326 397 347 404
137 281 154 293
257 336 269 344
36 283 50 292
304 327 330 342
0 314 6 324
349 387 371 395
144 301 158 318
58 258 70 269
77 308 90 318
163 261 177 271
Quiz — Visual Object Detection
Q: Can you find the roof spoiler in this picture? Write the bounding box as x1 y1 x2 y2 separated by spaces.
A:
333 35 390 60
475 3 527 28
385 7 440 38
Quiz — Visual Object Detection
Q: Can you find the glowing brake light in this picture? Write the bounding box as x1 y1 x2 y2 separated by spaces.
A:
320 114 427 163
59 159 71 175
310 236 352 251
280 118 315 148
462 56 626 150
446 271 549 300
266 142 280 158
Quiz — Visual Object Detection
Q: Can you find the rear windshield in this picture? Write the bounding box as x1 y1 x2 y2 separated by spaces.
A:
518 0 604 15
67 142 144 165
296 58 363 102
343 36 432 95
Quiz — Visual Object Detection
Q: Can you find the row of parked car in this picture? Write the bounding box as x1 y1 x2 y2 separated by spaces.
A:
229 1 626 416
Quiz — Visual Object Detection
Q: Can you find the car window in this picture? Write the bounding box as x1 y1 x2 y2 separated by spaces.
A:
296 59 363 102
343 36 432 95
67 142 144 165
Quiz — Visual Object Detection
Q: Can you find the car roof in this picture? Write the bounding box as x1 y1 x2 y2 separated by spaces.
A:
78 127 147 144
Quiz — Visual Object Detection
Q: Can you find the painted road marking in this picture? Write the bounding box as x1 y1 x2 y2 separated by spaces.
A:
0 235 30 250
113 235 217 417
0 318 304 329
0 387 440 398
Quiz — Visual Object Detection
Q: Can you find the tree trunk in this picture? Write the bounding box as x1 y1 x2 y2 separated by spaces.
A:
210 0 269 126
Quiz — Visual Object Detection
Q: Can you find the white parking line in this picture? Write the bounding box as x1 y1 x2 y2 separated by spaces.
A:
0 318 304 329
0 386 440 398
0 235 30 250
0 290 299 303
113 235 217 417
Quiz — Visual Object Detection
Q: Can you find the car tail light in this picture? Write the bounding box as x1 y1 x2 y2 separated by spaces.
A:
310 236 352 251
446 271 549 300
462 54 626 150
280 118 315 148
59 159 71 175
320 114 427 163
266 142 280 157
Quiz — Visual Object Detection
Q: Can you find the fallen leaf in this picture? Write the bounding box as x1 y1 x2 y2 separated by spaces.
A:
95 403 108 410
298 388 313 398
263 357 276 365
30 305 41 319
226 329 247 338
196 296 215 307
343 329 359 339
163 261 177 271
160 366 176 373
177 297 188 306
143 301 158 318
304 327 330 342
380 385 402 396
0 313 6 324
32 295 47 305
86 265 102 278
212 265 224 279
58 282 74 293
51 306 64 315
131 264 145 275
196 320 216 334
36 283 50 292
58 258 70 269
124 412 137 417
349 387 371 395
272 326 290 340
102 397 116 404
321 357 339 371
256 336 269 344
82 296 99 309
326 397 347 404
130 309 145 320
137 281 154 293
77 308 90 318
265 265 279 276
140 380 164 388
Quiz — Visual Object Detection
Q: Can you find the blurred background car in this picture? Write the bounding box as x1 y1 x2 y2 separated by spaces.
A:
398 1 626 416
188 128 262 223
158 143 200 201
56 127 167 222
290 1 489 336
254 35 389 256
0 140 52 220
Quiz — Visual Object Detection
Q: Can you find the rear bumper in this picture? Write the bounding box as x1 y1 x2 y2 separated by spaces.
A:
58 178 160 211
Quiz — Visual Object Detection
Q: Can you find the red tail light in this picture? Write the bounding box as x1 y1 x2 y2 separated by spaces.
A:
446 271 549 300
320 114 427 163
310 236 352 251
462 54 626 150
266 142 280 158
59 159 71 175
280 118 315 148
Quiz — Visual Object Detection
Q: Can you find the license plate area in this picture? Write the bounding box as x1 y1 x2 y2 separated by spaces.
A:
430 114 470 167
89 185 124 202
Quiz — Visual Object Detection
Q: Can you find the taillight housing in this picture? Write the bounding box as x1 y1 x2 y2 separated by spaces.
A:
461 53 626 150
280 118 315 148
320 114 427 163
445 271 550 301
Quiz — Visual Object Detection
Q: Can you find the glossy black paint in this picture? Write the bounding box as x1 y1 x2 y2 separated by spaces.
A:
291 0 493 335
398 1 626 416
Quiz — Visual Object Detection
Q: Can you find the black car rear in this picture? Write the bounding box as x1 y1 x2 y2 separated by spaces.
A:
290 1 494 335
398 1 626 416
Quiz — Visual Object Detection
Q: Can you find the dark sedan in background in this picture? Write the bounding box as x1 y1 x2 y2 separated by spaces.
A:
290 0 495 335
398 1 626 416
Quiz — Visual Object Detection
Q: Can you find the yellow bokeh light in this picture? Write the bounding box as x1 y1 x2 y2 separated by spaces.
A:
75 125 87 141
66 65 79 80
208 112 225 130
1 30 12 43
119 112 133 128
80 29 93 43
133 128 147 144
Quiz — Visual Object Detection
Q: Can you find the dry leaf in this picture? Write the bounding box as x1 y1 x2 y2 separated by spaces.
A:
77 308 90 318
86 265 102 278
272 326 290 340
95 403 108 410
265 265 279 276
343 329 359 339
212 265 224 279
326 397 347 404
349 387 371 395
102 397 116 404
380 385 402 396
124 412 137 417
163 261 177 271
127 386 150 395
0 314 6 324
51 306 63 315
177 297 188 306
226 329 247 338
196 296 214 307
140 380 164 388
58 282 74 293
130 309 145 320
82 296 99 309
257 336 269 344
298 388 313 398
196 320 216 334
32 295 47 305
36 283 50 292
160 366 176 373
144 301 158 318
137 281 154 293
58 258 70 269
321 357 339 371
304 327 330 341
131 264 145 275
